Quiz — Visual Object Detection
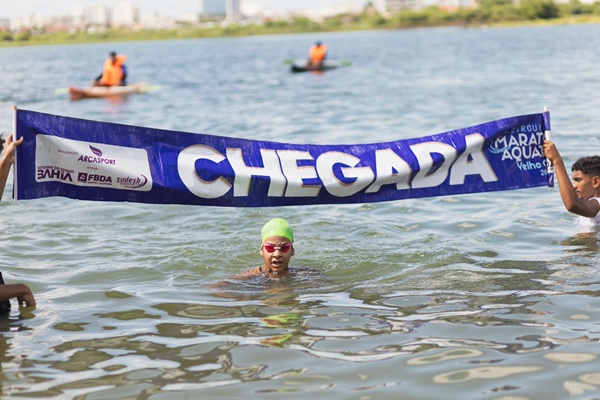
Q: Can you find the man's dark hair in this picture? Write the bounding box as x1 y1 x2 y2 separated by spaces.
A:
572 156 600 177
0 134 4 153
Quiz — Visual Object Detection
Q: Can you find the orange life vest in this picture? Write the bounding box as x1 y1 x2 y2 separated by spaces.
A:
100 55 126 86
309 45 327 63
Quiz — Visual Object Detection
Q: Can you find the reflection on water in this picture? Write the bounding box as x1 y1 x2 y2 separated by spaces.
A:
560 230 600 254
3 221 600 398
4 228 600 398
9 279 600 398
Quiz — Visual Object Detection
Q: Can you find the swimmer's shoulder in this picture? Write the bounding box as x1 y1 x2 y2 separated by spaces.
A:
232 266 263 280
290 265 321 275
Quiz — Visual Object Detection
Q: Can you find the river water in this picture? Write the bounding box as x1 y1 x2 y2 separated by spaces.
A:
0 24 600 399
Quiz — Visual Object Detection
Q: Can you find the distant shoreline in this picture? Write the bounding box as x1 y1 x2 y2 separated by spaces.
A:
2 14 599 48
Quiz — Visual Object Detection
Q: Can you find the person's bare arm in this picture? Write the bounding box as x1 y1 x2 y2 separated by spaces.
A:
0 135 23 199
0 283 36 307
544 140 600 218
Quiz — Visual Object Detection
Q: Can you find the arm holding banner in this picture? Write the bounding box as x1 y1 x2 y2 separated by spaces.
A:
0 134 23 200
543 140 600 219
0 134 35 309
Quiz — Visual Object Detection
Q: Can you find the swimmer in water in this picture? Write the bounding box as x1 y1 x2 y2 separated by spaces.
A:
235 218 296 278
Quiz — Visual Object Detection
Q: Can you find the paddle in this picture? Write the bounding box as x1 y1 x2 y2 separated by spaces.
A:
139 85 161 93
284 59 352 67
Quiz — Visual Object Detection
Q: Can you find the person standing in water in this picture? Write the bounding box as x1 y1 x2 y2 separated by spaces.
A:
0 134 36 310
543 140 600 226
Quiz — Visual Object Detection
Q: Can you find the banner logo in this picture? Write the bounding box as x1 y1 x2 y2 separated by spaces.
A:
90 145 102 157
34 134 152 192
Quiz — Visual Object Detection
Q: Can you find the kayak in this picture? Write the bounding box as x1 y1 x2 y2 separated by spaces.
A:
68 83 149 100
290 60 346 73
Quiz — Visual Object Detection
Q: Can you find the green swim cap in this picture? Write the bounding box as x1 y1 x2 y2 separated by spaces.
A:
261 218 294 243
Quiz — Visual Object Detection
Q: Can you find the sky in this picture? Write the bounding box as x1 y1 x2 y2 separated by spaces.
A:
0 0 368 19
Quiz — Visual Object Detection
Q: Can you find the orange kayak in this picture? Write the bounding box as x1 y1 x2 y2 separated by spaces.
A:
68 83 148 100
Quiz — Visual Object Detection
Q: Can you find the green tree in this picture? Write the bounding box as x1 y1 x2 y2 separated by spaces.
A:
560 0 593 15
520 0 560 19
14 31 31 41
479 0 513 10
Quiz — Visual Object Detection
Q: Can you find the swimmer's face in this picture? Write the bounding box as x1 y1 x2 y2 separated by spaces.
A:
572 170 599 200
260 235 294 275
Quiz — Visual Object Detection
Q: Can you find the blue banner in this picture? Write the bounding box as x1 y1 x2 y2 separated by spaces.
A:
14 109 552 207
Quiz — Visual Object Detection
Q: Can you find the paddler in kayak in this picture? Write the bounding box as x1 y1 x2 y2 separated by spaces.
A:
93 51 127 87
307 41 327 68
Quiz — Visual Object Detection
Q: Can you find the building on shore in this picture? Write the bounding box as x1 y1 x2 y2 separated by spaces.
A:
374 0 422 12
301 3 361 21
112 1 140 28
202 0 241 22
